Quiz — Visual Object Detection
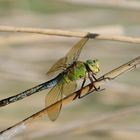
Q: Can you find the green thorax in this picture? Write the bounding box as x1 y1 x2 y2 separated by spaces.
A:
63 61 87 83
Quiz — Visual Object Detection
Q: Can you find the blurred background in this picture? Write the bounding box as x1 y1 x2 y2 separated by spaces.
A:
0 0 140 140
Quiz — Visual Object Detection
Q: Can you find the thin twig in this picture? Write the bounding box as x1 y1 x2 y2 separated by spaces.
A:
0 25 140 44
0 56 139 140
0 25 125 45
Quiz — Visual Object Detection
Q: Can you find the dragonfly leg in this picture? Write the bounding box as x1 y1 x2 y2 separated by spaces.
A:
76 75 99 99
73 77 86 100
91 73 97 81
91 73 105 92
88 73 100 91
77 87 105 99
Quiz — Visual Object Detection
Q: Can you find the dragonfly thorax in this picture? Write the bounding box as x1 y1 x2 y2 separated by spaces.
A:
63 59 100 83
64 61 87 82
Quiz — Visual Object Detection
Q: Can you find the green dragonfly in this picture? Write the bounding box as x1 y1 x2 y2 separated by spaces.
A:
0 37 92 107
0 36 100 121
45 37 100 121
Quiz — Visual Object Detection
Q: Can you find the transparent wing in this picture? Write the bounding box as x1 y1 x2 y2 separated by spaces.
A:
45 80 77 121
47 57 66 75
65 37 89 66
63 81 77 96
47 37 89 75
45 83 63 121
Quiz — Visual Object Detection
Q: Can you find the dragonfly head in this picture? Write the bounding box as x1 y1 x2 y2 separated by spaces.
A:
86 59 100 74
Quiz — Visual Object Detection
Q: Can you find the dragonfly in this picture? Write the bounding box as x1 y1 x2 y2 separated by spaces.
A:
0 36 100 121
45 37 100 121
0 37 90 108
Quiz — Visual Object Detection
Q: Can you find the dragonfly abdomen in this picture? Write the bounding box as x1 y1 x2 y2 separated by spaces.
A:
0 73 63 107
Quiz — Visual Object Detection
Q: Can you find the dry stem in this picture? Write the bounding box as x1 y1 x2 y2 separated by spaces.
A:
0 25 140 44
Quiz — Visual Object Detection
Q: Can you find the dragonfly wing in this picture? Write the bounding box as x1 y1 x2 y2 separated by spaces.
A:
47 57 66 75
63 81 77 96
45 83 63 121
65 37 89 66
47 37 89 75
